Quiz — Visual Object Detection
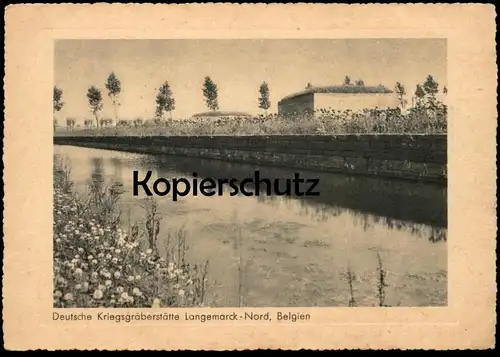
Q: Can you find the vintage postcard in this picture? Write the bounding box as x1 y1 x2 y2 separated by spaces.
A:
3 3 497 351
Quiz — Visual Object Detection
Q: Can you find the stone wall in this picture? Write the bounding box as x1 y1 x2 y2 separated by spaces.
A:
53 134 447 184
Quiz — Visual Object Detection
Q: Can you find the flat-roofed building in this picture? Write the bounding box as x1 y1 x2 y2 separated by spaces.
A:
277 84 399 116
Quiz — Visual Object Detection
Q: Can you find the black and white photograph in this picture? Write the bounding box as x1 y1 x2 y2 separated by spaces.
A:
52 38 448 309
4 3 498 352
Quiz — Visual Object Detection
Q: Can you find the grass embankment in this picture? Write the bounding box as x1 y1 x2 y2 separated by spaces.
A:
55 108 447 137
53 157 209 308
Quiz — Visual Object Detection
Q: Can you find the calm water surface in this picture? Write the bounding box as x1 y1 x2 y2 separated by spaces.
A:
54 145 447 307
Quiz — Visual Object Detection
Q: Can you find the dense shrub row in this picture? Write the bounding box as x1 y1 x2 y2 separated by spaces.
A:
55 106 447 137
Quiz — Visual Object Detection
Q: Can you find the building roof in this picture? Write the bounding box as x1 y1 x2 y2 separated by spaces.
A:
279 84 394 102
192 111 253 118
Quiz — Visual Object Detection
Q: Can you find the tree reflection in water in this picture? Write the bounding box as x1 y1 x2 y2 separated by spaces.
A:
90 157 104 190
260 194 447 242
85 153 447 243
109 157 125 196
147 154 447 227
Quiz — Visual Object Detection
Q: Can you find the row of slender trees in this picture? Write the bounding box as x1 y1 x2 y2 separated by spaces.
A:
53 74 272 128
394 75 447 110
53 73 446 128
340 74 447 111
342 76 365 86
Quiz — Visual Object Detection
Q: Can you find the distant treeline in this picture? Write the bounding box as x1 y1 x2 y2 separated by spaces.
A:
54 73 446 135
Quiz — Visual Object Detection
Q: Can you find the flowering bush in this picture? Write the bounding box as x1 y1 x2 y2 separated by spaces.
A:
54 107 447 137
53 158 209 308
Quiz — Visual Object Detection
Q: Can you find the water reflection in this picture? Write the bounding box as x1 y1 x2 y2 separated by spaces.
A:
109 157 125 196
91 150 448 241
110 157 124 184
54 145 448 307
90 157 105 188
63 147 448 243
88 156 125 197
144 154 447 230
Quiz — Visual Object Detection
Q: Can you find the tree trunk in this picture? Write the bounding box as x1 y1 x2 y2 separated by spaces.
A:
113 103 118 127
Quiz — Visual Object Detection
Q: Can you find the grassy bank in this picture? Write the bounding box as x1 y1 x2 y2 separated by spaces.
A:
52 157 209 308
55 107 447 137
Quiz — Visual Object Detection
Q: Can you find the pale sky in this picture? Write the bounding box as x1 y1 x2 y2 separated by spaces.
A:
54 39 446 122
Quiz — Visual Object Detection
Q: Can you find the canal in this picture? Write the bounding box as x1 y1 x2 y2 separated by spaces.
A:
54 144 447 307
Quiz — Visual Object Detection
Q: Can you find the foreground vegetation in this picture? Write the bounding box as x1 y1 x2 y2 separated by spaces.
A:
55 106 447 137
53 157 209 308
